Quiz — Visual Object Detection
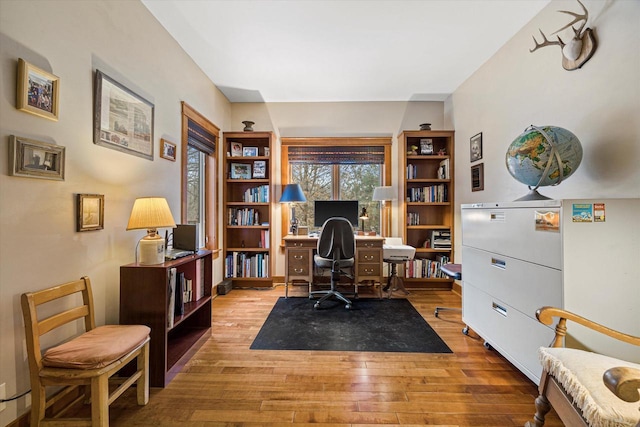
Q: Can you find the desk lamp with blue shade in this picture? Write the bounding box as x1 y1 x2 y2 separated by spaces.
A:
279 184 306 235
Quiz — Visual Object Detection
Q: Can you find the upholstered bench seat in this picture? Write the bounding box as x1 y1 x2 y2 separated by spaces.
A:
43 324 151 370
539 347 640 427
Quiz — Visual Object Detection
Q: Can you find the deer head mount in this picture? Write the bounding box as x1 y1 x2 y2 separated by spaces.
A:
530 0 597 71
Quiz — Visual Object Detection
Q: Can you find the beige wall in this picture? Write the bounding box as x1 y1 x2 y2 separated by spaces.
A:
0 1 230 423
446 0 640 261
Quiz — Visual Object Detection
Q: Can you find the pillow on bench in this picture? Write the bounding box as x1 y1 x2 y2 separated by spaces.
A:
43 325 150 370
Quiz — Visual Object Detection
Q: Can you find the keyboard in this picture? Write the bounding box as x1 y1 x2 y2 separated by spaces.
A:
165 249 194 260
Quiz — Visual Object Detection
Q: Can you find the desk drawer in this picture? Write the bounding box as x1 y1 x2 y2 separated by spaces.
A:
287 240 316 249
357 240 382 249
287 250 310 276
358 249 380 263
357 263 380 277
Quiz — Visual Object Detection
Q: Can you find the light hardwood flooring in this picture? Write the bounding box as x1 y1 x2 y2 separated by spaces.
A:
108 286 562 426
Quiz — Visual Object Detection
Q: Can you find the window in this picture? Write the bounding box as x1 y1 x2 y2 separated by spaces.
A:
181 102 219 254
281 138 392 235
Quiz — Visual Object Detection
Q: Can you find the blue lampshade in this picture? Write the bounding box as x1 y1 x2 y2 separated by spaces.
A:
279 184 307 203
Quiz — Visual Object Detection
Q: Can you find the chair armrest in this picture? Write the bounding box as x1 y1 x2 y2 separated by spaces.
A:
603 367 640 403
536 306 640 348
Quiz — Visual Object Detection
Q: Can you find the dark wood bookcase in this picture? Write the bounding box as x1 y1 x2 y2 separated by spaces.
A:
120 250 212 387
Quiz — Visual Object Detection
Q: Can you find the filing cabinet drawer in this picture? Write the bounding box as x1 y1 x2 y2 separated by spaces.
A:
358 249 380 263
463 282 555 383
462 246 562 318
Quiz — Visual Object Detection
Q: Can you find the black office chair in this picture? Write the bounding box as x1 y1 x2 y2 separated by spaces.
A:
311 217 356 309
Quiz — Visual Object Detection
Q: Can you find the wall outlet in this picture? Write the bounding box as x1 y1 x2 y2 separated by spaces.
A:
0 382 6 412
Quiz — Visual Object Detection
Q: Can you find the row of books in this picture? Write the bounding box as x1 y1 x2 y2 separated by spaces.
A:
227 207 261 226
243 185 269 203
167 262 205 328
224 252 270 278
407 212 421 226
407 184 448 202
406 159 450 180
405 256 450 279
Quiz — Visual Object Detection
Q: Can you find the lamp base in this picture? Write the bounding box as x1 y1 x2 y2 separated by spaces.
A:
139 235 165 265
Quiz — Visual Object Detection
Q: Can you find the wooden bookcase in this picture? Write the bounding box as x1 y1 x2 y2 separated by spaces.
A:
120 250 212 387
399 130 455 289
222 131 274 288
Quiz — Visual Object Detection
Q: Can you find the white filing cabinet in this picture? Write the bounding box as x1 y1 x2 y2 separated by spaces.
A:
461 199 640 383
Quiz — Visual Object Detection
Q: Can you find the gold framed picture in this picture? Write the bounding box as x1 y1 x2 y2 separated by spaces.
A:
160 138 177 161
471 163 484 192
77 194 105 232
9 135 65 181
16 58 60 121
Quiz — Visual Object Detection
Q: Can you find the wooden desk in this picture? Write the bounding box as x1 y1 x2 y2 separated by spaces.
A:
283 234 384 297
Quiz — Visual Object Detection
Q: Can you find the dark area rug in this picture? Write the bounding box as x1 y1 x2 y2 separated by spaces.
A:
250 297 452 353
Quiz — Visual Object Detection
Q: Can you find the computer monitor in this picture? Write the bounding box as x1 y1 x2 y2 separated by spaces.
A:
314 200 359 228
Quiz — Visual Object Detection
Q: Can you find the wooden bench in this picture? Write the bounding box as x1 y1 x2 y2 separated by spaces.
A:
21 276 150 427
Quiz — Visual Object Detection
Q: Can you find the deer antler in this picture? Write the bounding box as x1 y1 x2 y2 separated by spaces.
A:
530 29 564 53
553 0 589 36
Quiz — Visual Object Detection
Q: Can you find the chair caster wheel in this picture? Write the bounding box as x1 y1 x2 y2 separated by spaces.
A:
483 341 493 350
345 304 352 309
434 310 439 317
462 326 469 335
314 302 321 309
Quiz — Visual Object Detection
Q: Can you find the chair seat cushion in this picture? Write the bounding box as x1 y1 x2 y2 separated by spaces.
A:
314 254 354 269
539 347 640 427
43 325 150 370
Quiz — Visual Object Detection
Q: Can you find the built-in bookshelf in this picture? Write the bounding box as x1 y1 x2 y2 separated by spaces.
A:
399 130 455 289
222 131 274 288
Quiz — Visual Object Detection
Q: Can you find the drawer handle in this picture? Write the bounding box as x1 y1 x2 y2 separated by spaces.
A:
363 268 374 274
364 255 374 261
294 243 302 247
492 302 507 317
294 268 304 273
293 255 304 260
364 243 374 248
491 258 506 269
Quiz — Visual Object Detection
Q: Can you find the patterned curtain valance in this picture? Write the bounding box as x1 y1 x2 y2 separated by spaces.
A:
288 146 384 164
187 119 215 155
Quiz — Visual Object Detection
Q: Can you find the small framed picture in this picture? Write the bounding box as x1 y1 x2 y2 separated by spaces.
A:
470 132 483 162
264 146 270 157
230 142 242 157
9 135 65 180
253 160 266 178
160 138 176 161
77 194 104 232
230 162 251 179
420 138 433 155
471 163 484 192
243 146 258 157
16 58 60 121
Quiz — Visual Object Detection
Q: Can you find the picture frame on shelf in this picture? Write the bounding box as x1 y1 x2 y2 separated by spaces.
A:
471 163 484 192
263 146 270 157
230 142 242 157
16 58 60 121
470 132 483 162
420 138 434 155
77 194 104 232
160 138 176 161
243 146 258 157
230 162 251 179
9 135 65 181
253 160 266 178
93 70 154 160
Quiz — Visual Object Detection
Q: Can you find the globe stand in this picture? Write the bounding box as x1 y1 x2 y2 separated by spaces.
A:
515 187 552 201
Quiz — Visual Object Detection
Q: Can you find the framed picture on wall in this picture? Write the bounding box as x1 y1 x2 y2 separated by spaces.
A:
9 135 65 181
77 194 104 232
471 163 484 192
93 70 154 160
470 132 483 162
160 139 176 161
16 58 60 121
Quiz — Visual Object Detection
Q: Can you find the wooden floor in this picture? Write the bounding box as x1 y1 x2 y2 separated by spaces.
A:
105 286 563 426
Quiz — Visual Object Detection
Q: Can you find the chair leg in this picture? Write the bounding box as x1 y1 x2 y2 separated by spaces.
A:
137 342 150 405
525 393 551 427
91 375 109 427
30 384 46 427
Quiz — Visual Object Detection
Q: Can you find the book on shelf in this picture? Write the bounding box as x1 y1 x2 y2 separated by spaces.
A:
175 272 185 316
225 252 270 278
167 268 177 328
438 158 450 179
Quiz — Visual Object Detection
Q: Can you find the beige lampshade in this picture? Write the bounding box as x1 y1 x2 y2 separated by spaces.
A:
126 197 176 231
372 186 397 201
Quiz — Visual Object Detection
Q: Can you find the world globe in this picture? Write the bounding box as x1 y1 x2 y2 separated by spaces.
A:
506 125 583 201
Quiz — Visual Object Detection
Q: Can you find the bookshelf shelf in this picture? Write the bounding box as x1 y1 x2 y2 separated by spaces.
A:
119 250 212 387
400 130 455 287
223 131 274 287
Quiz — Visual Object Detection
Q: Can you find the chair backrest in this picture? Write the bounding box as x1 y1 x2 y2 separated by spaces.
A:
317 217 355 260
21 276 96 372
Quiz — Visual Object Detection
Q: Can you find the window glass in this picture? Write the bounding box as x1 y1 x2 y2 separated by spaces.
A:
186 145 206 247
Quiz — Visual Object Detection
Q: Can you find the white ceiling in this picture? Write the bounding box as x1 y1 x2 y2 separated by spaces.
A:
142 0 551 103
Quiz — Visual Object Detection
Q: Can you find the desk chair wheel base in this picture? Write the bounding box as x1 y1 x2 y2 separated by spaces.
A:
462 326 469 335
483 341 493 350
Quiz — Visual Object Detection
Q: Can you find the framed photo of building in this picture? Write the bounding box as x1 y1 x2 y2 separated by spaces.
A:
9 135 65 181
471 163 484 192
93 70 154 160
16 58 60 121
77 194 104 232
470 132 483 162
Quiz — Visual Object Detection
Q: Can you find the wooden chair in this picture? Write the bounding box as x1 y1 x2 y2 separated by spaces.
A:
21 276 150 427
525 307 640 427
